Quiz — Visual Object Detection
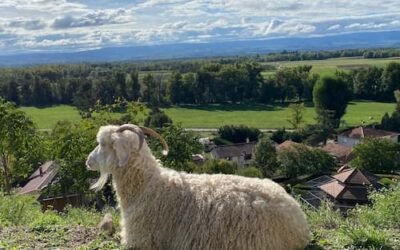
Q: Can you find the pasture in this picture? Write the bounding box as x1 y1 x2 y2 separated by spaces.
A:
261 56 400 77
20 101 396 129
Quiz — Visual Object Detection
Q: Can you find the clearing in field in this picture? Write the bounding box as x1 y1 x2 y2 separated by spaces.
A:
20 101 395 130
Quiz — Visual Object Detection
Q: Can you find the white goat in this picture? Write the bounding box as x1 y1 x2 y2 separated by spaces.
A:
86 124 311 250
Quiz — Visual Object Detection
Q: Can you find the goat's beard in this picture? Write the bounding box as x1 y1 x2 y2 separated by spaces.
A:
91 172 109 191
90 162 114 191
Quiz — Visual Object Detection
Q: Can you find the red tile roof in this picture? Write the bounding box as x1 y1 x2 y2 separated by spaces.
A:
322 143 353 163
339 127 400 140
19 161 59 195
319 181 369 202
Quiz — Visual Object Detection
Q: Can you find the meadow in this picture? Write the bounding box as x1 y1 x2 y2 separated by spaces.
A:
20 101 395 129
261 56 400 77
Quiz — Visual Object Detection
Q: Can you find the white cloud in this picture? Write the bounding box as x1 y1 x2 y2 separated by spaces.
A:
327 24 341 31
0 0 400 53
52 9 134 29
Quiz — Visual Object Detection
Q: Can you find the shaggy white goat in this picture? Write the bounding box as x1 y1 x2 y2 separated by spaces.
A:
86 124 311 249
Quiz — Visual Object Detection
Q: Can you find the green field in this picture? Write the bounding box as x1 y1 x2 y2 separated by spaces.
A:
20 101 396 129
262 56 400 77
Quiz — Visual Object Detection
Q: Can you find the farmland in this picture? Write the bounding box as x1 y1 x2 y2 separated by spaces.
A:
261 56 400 77
20 101 395 129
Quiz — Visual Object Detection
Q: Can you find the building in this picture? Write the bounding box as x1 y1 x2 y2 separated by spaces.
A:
210 142 256 167
338 126 399 147
321 143 354 165
301 167 382 211
19 161 59 195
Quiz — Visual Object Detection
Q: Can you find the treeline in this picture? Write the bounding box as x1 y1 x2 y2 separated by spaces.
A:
256 48 400 62
1 59 400 110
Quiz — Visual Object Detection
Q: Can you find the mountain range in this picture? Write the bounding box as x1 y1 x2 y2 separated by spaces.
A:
1 31 400 66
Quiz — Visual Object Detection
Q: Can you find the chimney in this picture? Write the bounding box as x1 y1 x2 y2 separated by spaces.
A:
246 137 250 143
39 167 43 176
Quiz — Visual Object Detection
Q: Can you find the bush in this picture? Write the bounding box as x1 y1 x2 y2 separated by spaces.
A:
270 128 303 144
0 193 41 227
340 225 392 249
235 167 263 178
218 125 261 143
194 160 237 175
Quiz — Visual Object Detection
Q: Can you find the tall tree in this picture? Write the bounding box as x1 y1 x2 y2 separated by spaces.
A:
0 99 43 192
313 76 351 128
381 62 400 100
167 72 184 104
253 136 278 177
287 103 305 129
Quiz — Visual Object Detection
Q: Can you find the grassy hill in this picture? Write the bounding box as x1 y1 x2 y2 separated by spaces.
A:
20 101 395 130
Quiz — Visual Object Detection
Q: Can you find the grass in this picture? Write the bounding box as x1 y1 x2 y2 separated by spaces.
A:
1 184 399 248
20 101 396 129
262 56 400 77
19 105 82 130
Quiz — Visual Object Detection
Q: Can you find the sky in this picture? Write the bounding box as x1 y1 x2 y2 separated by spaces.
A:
0 0 399 54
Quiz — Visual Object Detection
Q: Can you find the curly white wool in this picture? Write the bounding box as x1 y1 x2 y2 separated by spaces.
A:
86 125 311 250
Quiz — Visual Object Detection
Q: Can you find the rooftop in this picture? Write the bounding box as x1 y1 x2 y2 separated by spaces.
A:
339 127 400 140
19 161 59 195
211 142 256 159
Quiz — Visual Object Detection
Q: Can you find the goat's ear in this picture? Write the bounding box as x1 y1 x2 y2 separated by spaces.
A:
111 133 130 167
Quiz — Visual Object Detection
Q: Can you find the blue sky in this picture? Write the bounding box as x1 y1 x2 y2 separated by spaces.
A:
0 0 399 54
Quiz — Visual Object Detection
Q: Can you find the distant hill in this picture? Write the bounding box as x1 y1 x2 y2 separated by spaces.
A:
1 30 400 66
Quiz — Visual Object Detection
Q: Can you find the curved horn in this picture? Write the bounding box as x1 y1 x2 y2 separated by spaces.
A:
117 124 145 150
139 126 169 156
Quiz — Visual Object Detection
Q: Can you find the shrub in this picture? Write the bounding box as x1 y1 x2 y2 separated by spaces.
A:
0 193 41 227
235 167 263 178
218 125 261 143
340 225 392 249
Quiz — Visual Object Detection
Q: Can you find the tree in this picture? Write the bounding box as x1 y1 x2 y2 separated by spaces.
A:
144 108 172 128
0 99 44 192
142 74 159 107
253 136 278 177
381 62 400 100
167 72 184 104
158 124 202 171
313 76 351 128
287 103 305 129
128 71 141 101
352 138 400 173
277 145 335 178
218 125 261 143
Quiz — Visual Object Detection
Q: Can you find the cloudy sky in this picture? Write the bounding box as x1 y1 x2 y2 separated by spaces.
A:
0 0 399 54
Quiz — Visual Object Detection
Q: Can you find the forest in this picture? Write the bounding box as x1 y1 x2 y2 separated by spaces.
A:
0 48 400 112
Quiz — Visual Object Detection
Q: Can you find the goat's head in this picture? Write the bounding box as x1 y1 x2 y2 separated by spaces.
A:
86 124 169 190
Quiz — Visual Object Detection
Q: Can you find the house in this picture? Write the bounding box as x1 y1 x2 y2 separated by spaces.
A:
321 143 354 165
19 161 59 195
301 167 382 211
192 154 206 165
210 142 256 167
338 126 400 147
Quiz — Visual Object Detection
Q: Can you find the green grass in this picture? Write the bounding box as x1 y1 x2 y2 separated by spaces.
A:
19 105 82 130
20 101 396 129
262 56 400 76
163 101 395 128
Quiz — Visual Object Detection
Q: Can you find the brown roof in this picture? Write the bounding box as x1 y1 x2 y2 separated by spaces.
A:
339 127 400 140
322 143 353 163
319 181 369 202
212 142 256 159
19 161 59 195
332 168 380 187
276 140 301 151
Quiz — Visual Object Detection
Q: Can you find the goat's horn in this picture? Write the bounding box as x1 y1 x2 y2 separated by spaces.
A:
139 126 169 156
117 124 145 150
